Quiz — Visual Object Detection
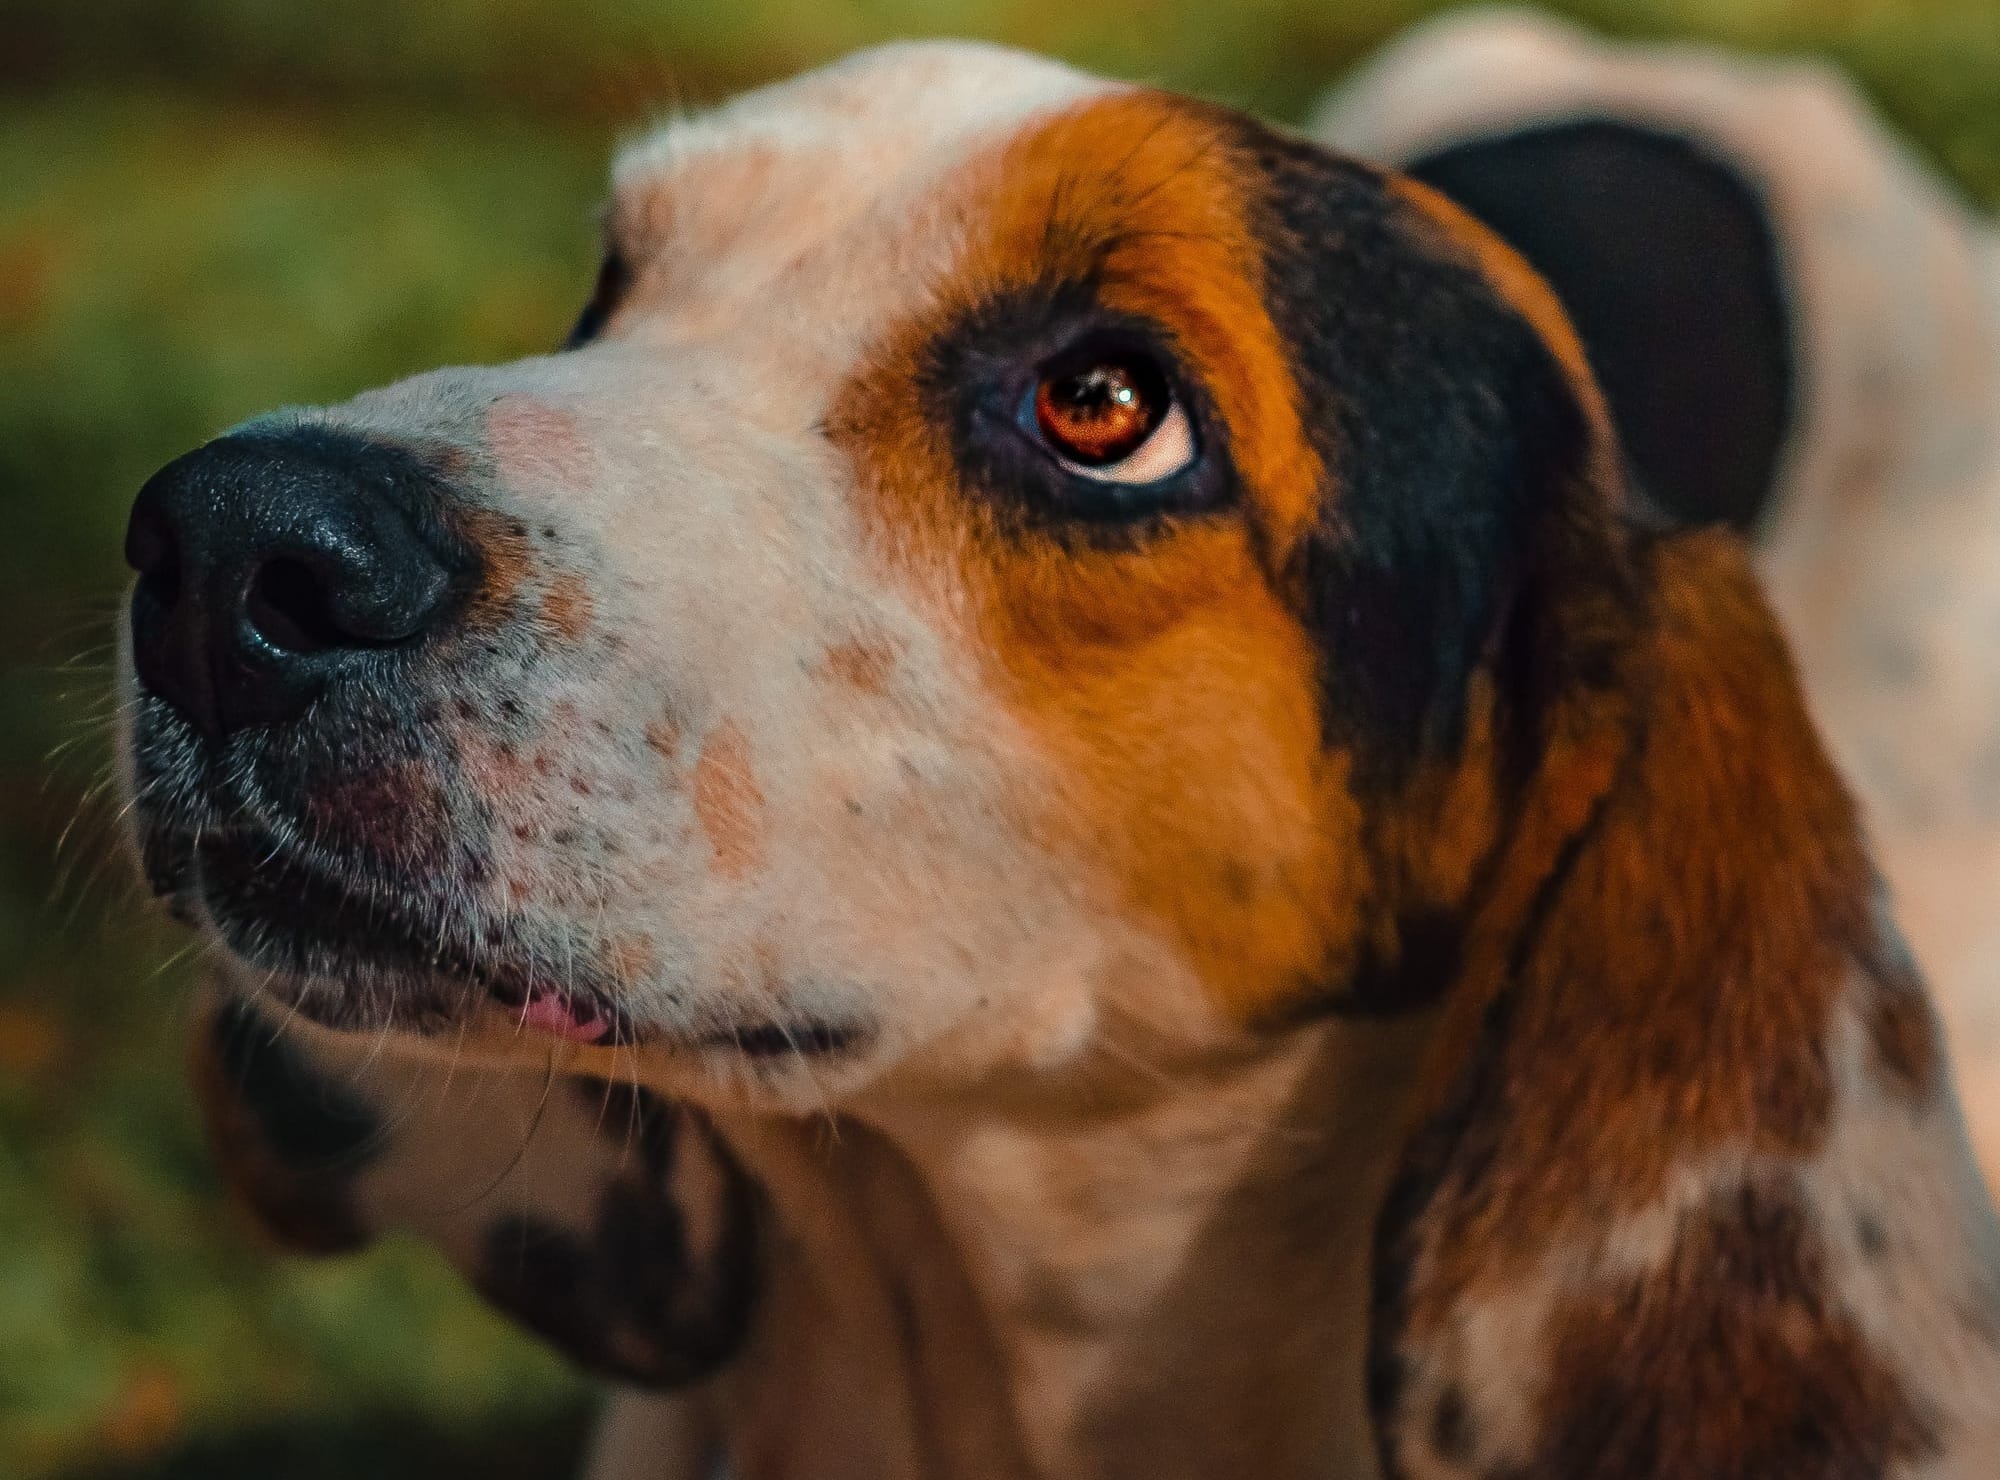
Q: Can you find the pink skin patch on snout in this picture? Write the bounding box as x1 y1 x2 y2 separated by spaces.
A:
518 986 610 1045
485 394 594 490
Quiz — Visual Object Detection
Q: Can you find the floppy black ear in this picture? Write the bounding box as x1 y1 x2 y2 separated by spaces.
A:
1230 124 1609 778
1406 120 1794 533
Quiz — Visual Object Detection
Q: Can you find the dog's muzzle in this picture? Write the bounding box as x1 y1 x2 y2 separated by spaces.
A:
116 425 617 1038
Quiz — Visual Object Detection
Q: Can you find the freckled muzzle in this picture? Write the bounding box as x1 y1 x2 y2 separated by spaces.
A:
120 417 631 1042
122 315 1034 1094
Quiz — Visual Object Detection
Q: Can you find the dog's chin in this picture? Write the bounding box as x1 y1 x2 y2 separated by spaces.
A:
148 825 874 1094
172 835 628 1048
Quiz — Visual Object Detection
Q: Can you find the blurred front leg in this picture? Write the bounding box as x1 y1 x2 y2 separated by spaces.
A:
189 978 758 1477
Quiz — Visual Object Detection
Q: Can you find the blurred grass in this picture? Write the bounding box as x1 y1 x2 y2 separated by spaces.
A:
1 1 1995 1477
1 83 603 1480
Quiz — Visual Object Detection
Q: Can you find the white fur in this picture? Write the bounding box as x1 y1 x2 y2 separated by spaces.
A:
240 45 1244 1117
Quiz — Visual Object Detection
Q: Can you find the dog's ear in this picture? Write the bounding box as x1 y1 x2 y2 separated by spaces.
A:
1405 120 1793 534
1229 123 1634 783
1309 13 1799 536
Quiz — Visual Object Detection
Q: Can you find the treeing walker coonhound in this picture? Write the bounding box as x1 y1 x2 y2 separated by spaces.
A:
118 23 2000 1479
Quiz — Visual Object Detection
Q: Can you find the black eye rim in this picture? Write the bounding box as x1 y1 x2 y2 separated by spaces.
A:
562 248 631 351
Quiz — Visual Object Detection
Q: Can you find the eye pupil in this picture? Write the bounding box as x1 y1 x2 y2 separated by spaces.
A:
1035 354 1169 466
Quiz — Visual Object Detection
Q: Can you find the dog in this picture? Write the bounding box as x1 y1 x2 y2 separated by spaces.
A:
117 29 2000 1480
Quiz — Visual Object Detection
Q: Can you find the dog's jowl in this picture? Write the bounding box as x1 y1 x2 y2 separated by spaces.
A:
118 36 2000 1480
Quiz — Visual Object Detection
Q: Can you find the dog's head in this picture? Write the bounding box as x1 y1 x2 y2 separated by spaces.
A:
120 41 1637 1110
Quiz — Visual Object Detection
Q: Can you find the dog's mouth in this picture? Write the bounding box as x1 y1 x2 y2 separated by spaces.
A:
126 686 866 1064
159 817 627 1044
141 816 862 1062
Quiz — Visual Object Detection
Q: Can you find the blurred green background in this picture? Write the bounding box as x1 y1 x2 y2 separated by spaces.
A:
2 0 1996 1475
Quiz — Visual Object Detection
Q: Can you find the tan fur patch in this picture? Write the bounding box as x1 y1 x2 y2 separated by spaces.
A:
827 93 1374 1028
456 507 535 630
539 570 595 644
820 638 899 697
692 719 766 881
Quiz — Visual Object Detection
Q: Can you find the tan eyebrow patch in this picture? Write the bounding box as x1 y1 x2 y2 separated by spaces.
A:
826 92 1373 1028
973 91 1325 547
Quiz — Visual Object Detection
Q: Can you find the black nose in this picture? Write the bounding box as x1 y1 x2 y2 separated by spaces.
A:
125 428 468 742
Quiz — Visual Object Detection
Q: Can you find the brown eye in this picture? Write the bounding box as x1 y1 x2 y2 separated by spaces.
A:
1035 355 1166 462
1031 352 1195 484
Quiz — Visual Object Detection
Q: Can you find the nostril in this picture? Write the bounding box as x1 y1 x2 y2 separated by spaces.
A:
127 430 473 741
244 557 347 654
124 506 181 611
138 552 182 615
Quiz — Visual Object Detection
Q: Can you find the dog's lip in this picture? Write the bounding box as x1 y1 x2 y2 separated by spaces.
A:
144 818 864 1060
692 1020 860 1059
152 819 627 1045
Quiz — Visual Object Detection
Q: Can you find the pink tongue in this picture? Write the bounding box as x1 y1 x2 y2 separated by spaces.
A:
519 988 608 1044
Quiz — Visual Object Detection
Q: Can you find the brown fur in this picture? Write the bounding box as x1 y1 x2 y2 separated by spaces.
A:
1861 924 1944 1107
1402 535 1868 1320
1532 1180 1933 1477
454 505 536 630
188 998 369 1256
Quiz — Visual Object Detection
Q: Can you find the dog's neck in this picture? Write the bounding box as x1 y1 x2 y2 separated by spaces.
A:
697 530 1999 1479
706 1014 1431 1479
